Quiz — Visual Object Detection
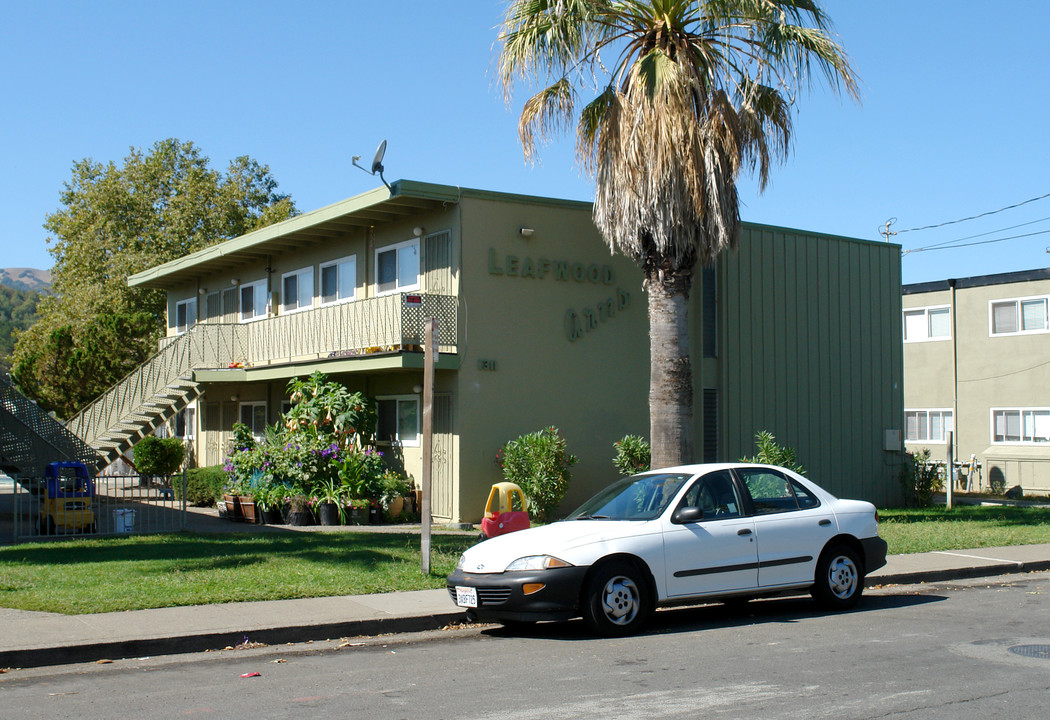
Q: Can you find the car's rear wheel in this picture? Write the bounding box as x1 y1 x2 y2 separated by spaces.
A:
812 544 864 609
582 561 651 637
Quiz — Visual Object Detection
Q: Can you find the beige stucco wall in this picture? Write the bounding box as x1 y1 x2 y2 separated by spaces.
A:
453 195 649 521
905 275 1050 494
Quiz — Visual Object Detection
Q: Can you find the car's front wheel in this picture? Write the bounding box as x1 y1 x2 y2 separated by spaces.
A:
812 544 864 609
582 561 651 637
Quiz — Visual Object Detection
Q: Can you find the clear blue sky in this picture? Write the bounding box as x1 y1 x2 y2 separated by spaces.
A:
2 1 1048 285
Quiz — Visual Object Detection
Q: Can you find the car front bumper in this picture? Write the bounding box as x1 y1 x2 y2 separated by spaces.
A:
446 565 590 623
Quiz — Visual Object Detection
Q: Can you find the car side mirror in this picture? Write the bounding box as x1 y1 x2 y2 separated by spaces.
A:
672 506 705 524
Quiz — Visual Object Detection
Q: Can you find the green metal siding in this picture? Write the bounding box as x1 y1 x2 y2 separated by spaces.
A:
714 225 903 505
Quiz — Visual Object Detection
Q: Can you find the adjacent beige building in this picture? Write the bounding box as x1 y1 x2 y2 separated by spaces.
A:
94 180 905 521
903 268 1050 494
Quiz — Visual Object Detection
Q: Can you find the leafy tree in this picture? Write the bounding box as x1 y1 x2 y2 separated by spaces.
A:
11 139 297 417
0 286 40 375
497 1 857 467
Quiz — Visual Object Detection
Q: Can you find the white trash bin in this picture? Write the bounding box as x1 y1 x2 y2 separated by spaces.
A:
113 508 136 533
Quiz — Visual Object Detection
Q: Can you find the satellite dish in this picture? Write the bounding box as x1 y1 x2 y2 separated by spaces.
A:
371 140 387 174
352 139 393 194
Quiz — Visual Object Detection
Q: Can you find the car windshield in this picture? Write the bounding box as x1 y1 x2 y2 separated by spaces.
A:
566 473 693 521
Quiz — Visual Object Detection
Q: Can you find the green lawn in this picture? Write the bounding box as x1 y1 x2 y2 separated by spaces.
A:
2 506 1050 615
878 506 1050 555
0 532 477 614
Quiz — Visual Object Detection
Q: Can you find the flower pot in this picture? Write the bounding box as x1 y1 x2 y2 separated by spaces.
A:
286 510 314 526
369 505 381 524
347 505 368 525
223 494 243 521
386 495 404 518
318 502 341 526
238 496 257 523
263 507 284 525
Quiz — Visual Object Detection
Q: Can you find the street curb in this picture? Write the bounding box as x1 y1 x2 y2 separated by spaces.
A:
8 559 1050 670
870 559 1050 588
0 611 465 670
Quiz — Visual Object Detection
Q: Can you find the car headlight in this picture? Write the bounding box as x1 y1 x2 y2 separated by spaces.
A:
455 553 467 570
505 555 574 572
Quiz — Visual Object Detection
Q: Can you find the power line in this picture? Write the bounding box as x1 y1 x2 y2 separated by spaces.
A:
902 215 1050 253
902 228 1050 256
894 191 1050 235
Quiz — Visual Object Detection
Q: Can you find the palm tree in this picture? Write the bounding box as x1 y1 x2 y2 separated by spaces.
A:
497 0 858 467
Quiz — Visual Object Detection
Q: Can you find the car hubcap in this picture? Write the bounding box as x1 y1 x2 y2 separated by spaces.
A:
601 575 640 625
828 555 858 599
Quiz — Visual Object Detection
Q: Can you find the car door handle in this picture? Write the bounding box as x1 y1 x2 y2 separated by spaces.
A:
819 519 832 526
737 528 752 536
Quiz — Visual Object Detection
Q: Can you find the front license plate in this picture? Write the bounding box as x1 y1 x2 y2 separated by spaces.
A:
455 586 478 608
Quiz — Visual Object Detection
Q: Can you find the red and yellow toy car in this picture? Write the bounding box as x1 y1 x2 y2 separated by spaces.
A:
480 482 530 540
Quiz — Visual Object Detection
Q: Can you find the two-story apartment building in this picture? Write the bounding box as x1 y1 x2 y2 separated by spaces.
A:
86 180 904 522
903 268 1050 495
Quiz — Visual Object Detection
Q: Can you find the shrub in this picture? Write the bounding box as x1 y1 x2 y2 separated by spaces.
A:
613 435 651 475
900 448 944 507
175 466 227 506
740 430 806 475
135 436 187 476
498 427 578 522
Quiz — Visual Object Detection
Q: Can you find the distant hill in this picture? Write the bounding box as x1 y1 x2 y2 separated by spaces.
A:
0 267 51 293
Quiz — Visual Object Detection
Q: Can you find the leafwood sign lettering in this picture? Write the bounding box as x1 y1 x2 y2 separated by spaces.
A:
487 247 631 342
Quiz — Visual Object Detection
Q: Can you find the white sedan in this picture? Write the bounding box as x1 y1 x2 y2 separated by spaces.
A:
447 464 888 636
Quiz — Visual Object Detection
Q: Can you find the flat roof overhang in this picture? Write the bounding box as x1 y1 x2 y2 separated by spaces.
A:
127 180 464 290
193 351 460 384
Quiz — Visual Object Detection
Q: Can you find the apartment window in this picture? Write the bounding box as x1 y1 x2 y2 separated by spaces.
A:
175 406 195 440
905 409 954 442
175 298 197 334
239 402 268 440
281 267 314 313
375 239 420 296
320 255 356 305
376 396 419 446
992 408 1050 444
903 306 950 342
991 297 1049 335
239 280 268 322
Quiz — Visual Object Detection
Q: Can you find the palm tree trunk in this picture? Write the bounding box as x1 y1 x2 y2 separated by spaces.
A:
647 280 694 468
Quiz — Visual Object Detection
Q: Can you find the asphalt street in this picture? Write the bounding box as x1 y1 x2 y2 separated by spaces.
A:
3 571 1049 720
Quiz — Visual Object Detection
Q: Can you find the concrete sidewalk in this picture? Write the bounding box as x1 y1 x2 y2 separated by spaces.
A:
4 543 1050 670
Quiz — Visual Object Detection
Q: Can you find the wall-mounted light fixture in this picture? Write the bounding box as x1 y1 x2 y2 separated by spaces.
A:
230 394 239 402
413 226 424 237
519 227 534 238
231 278 240 286
412 384 423 394
198 287 207 295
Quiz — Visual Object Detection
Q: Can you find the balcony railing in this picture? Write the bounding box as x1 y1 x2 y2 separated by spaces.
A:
244 292 458 366
66 293 458 448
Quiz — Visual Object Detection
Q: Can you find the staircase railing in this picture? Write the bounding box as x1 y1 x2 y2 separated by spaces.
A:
64 292 459 451
66 324 246 447
0 375 103 476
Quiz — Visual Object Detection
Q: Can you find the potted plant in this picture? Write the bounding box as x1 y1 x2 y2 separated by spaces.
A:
255 483 286 525
316 479 346 526
344 498 369 525
380 473 413 521
286 494 314 526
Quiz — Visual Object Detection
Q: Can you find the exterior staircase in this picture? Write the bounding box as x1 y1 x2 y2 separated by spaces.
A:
65 325 239 469
0 375 105 477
